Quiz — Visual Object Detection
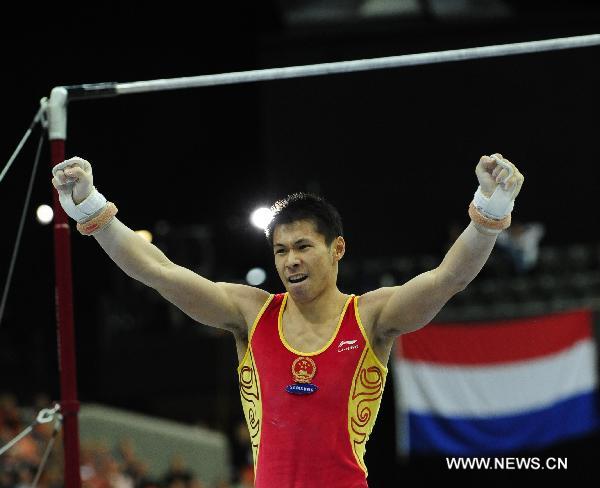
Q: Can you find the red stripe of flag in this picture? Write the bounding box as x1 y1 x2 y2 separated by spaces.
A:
397 309 593 365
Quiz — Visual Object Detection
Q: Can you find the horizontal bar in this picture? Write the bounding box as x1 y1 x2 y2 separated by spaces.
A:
113 34 600 95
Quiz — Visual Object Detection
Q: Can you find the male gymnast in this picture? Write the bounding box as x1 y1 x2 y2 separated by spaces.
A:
52 153 524 487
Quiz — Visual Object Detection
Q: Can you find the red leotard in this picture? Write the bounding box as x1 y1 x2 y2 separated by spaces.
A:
238 293 388 488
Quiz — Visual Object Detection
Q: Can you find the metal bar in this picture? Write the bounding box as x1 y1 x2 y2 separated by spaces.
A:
107 34 600 96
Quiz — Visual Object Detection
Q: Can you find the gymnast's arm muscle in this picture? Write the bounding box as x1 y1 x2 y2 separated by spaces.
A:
93 216 269 333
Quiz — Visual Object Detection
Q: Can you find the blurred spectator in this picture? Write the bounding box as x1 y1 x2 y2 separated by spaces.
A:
15 463 35 488
233 465 254 488
496 221 546 273
1 393 231 488
114 438 154 485
163 454 195 487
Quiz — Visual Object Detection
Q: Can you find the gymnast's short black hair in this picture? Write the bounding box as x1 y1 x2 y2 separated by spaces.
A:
265 192 343 247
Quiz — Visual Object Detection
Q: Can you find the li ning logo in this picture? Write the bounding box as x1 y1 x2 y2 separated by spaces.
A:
337 339 359 353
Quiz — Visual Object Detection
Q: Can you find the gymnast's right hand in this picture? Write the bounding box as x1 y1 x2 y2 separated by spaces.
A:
52 156 93 204
52 157 107 222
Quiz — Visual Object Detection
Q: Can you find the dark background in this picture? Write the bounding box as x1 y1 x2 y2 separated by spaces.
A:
1 1 600 485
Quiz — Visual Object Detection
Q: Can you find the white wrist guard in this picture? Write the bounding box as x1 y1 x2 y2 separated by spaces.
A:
58 186 107 223
473 186 514 220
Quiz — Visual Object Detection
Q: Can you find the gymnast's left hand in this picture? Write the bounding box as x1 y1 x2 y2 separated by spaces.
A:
475 153 524 200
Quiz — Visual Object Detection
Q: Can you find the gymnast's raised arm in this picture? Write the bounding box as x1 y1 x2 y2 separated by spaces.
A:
51 157 269 334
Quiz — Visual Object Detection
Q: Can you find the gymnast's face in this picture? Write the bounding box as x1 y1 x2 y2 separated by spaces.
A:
273 219 345 302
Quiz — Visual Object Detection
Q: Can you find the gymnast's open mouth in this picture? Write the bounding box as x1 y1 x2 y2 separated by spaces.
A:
288 274 308 284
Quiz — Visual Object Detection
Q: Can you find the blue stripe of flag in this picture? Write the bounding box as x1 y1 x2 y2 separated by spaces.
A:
409 390 600 455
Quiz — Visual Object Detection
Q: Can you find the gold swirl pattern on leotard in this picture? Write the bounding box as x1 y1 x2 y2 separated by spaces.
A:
348 347 387 474
238 348 262 469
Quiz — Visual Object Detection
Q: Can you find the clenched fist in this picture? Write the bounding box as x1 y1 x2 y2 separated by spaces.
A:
476 153 524 199
52 157 94 205
52 157 107 222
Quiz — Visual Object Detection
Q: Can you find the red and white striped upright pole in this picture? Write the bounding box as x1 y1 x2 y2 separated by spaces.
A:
47 87 81 488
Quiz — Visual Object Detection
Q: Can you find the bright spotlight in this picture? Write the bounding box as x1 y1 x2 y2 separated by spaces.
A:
250 207 274 230
36 205 54 225
135 230 153 243
246 267 267 286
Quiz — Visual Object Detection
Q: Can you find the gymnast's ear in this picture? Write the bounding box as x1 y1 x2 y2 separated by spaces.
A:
331 236 345 263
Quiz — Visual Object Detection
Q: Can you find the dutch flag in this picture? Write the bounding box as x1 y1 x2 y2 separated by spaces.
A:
394 309 600 455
